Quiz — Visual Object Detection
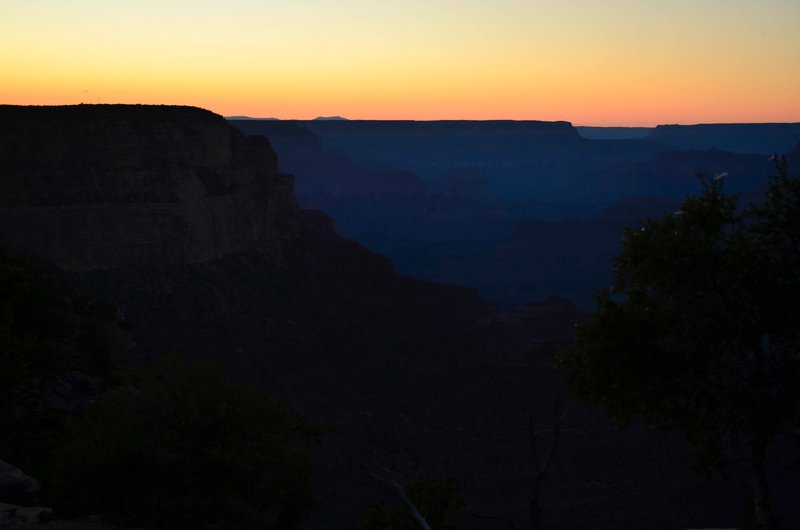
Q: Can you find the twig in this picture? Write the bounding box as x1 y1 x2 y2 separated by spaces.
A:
358 460 432 530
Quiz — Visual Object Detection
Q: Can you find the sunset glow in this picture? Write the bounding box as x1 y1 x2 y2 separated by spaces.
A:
3 0 799 125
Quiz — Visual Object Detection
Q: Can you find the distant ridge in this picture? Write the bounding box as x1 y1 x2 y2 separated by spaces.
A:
226 115 278 120
649 123 800 154
313 116 349 121
576 126 653 140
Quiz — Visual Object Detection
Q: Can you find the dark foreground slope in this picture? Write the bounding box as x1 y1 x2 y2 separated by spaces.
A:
2 106 798 529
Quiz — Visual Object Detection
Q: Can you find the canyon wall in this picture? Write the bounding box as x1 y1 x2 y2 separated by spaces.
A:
0 105 299 270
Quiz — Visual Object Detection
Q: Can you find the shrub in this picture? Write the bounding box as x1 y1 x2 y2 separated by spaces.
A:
46 356 322 529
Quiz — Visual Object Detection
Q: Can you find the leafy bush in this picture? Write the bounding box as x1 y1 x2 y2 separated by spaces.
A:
45 356 323 529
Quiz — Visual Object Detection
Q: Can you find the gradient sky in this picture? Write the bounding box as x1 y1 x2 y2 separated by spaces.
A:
2 0 799 125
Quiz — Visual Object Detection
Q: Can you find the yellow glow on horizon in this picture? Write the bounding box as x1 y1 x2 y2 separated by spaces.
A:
2 0 799 125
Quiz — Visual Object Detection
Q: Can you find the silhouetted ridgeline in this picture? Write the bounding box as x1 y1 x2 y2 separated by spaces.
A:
575 126 652 140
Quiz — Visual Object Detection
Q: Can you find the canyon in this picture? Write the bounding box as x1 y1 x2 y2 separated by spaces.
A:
2 105 799 529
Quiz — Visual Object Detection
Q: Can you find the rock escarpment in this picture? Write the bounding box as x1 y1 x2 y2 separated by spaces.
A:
0 105 298 270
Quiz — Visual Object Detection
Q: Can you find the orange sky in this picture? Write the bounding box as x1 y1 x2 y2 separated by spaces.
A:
2 0 799 125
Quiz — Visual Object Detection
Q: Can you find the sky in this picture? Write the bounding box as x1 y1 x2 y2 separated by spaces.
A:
2 0 799 125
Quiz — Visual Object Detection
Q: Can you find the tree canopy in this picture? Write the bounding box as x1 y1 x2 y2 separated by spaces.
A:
561 161 800 528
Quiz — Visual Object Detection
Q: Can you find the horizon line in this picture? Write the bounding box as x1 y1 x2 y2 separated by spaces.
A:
4 104 798 128
224 116 800 128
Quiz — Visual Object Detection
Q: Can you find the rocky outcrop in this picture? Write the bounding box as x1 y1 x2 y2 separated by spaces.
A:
0 105 299 270
0 460 39 504
0 503 53 527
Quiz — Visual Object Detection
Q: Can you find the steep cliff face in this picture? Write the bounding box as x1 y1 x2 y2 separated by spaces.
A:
0 105 298 270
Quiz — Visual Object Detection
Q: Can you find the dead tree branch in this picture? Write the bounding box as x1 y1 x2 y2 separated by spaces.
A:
359 461 433 530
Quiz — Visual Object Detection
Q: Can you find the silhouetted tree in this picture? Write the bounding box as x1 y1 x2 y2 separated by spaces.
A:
561 161 800 529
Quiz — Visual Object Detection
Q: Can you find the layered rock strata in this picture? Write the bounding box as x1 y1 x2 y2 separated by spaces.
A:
0 105 298 270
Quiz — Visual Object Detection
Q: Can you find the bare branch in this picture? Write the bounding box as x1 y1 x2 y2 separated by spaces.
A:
538 400 563 481
358 460 432 530
526 400 564 530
